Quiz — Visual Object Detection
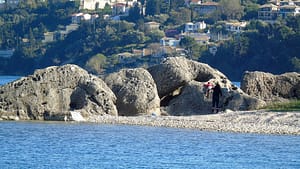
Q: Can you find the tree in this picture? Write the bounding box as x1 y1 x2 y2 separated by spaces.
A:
219 0 244 20
242 3 259 20
286 15 300 33
179 36 203 59
121 30 146 45
127 3 142 22
85 54 107 74
27 28 37 58
291 57 300 72
167 8 191 25
102 3 112 15
169 0 185 11
145 0 161 16
146 30 165 43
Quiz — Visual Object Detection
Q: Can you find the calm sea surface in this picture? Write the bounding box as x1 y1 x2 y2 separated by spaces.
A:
1 77 300 168
0 122 300 169
0 75 21 86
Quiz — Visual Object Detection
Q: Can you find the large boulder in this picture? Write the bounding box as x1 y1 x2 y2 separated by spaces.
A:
147 57 265 115
166 80 266 116
241 71 300 102
148 57 229 97
0 64 117 121
104 68 161 116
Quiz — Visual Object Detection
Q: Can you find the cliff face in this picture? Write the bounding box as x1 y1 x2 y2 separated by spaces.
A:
0 64 117 121
241 71 300 102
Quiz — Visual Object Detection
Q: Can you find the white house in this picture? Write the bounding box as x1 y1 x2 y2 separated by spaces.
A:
66 24 79 33
180 33 210 45
224 21 247 33
112 3 127 15
80 0 138 10
185 21 206 33
42 32 56 43
196 21 207 30
144 22 160 32
279 4 300 17
185 22 194 32
258 4 279 20
112 0 138 6
190 0 202 5
185 0 202 6
80 0 110 10
160 37 180 47
72 13 99 24
3 0 19 8
193 1 219 15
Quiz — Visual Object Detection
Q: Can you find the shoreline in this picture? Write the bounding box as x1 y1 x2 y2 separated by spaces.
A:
1 110 299 135
86 110 300 135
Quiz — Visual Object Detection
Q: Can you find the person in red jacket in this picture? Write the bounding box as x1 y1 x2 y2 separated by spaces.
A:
204 81 213 98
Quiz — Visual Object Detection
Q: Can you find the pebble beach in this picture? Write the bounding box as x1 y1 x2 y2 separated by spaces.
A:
87 110 300 135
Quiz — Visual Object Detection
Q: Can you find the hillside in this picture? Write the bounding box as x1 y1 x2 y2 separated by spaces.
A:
0 0 299 81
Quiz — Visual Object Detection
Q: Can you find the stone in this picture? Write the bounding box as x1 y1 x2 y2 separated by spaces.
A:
166 80 266 116
105 68 161 116
241 71 300 102
148 56 228 97
0 64 117 121
146 57 265 115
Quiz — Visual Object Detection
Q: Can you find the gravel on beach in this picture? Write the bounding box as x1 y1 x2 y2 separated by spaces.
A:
87 110 300 135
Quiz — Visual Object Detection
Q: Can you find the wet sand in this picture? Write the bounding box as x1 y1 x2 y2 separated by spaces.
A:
87 110 300 135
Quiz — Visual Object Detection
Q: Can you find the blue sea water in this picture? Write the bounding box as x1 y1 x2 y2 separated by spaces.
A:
1 77 300 168
232 81 241 88
0 121 300 169
0 76 241 88
0 75 21 86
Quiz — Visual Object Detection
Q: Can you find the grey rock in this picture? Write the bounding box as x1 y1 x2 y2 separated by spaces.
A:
166 80 266 116
0 64 117 120
148 56 228 97
241 71 300 102
146 57 265 115
105 68 160 116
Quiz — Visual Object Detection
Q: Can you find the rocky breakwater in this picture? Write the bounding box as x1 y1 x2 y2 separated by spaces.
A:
0 64 117 121
148 57 266 115
241 71 300 102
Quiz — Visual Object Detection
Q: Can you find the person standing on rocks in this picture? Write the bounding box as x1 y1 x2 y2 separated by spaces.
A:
212 83 222 113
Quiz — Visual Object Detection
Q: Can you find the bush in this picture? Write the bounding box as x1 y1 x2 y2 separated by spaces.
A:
263 100 300 111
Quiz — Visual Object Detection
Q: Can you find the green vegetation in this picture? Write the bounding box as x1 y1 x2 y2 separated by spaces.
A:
200 17 300 80
85 53 107 74
0 0 299 81
263 100 300 111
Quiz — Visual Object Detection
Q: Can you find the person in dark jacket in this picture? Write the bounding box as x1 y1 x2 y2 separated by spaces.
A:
212 83 222 113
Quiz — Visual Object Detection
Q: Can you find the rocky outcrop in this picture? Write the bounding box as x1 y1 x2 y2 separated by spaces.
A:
241 71 300 102
0 64 117 121
104 68 160 116
148 57 265 115
0 58 273 120
148 57 228 97
165 80 266 116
